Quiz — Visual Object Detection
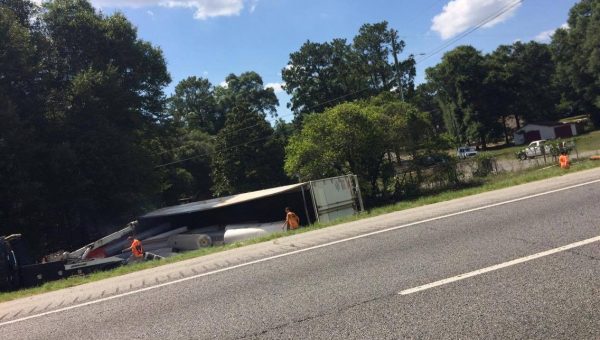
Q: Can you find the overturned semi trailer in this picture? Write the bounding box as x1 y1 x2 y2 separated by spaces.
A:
136 174 364 245
0 175 363 291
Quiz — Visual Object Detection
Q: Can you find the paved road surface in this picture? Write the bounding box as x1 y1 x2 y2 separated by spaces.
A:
2 169 600 339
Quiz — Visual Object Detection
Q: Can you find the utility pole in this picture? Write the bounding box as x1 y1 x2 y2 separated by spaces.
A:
390 29 404 101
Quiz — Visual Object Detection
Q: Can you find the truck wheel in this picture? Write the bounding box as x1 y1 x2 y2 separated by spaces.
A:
519 153 527 160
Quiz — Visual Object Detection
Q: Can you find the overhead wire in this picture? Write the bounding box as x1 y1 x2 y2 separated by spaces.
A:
155 0 525 168
156 0 451 159
154 134 274 169
416 0 524 64
155 1 451 159
155 85 371 161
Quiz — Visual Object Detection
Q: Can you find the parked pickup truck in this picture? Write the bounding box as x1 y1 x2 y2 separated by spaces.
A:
516 140 556 160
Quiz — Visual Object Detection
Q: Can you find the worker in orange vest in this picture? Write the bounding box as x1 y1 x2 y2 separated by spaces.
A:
559 152 570 169
283 207 300 231
124 236 144 263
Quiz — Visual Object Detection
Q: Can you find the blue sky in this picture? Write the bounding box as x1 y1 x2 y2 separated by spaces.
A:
75 0 578 120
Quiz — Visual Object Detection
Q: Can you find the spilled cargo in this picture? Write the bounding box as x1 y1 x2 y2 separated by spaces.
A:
0 175 363 291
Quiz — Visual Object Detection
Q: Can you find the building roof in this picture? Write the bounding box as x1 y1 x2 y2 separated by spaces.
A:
524 121 567 127
141 182 307 219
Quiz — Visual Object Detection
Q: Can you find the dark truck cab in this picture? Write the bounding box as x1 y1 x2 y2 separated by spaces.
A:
0 234 124 292
0 235 24 291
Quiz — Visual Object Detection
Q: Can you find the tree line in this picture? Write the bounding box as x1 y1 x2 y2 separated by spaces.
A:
1 0 599 255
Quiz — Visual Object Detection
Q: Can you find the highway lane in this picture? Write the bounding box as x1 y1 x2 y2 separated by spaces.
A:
2 179 600 339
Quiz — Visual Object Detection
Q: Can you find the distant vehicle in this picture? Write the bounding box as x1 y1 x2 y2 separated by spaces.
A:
516 140 555 160
457 146 478 159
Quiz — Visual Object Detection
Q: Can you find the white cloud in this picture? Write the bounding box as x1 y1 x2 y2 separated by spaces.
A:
249 0 258 13
162 0 244 20
92 0 157 7
265 82 284 94
432 0 522 40
534 23 569 43
534 29 554 43
63 0 252 20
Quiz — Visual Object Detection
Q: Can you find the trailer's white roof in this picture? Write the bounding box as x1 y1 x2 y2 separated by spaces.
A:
141 182 307 218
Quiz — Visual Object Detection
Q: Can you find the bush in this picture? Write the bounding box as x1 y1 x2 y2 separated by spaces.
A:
473 153 495 177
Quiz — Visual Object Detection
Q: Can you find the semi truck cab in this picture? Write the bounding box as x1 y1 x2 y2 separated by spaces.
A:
0 235 22 291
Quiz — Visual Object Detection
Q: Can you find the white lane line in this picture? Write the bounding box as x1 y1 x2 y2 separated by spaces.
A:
399 235 600 295
1 178 600 327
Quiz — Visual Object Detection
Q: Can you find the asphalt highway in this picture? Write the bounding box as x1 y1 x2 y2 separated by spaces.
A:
2 175 600 339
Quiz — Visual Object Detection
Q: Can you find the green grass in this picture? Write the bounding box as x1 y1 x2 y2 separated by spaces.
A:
2 159 600 303
571 130 600 153
479 144 524 160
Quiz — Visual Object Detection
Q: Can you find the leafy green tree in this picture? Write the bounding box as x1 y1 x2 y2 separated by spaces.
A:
353 22 393 91
168 76 222 134
511 42 558 122
282 21 416 124
491 42 557 125
426 45 499 148
211 105 288 196
371 93 435 159
215 71 279 118
0 0 170 253
411 83 444 133
0 3 40 117
42 1 169 244
484 41 557 143
0 1 55 252
551 0 600 125
285 95 450 205
158 127 215 204
370 93 448 197
483 45 518 142
163 71 283 200
208 71 288 196
272 118 295 149
282 39 365 119
285 102 387 200
0 0 36 26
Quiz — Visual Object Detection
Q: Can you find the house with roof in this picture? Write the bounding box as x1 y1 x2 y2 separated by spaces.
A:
513 121 578 145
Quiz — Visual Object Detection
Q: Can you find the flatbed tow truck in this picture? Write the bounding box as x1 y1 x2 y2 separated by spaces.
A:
0 221 231 292
0 225 133 292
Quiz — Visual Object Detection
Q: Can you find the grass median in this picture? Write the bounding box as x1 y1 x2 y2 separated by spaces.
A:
2 158 600 303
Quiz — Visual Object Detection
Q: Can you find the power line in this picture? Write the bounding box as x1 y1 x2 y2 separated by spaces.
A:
157 1 451 159
155 88 370 159
416 0 524 64
155 0 525 168
157 1 449 159
154 134 274 169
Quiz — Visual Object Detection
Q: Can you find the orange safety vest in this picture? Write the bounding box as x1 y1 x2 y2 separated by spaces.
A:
559 154 570 169
131 239 144 258
286 212 300 230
